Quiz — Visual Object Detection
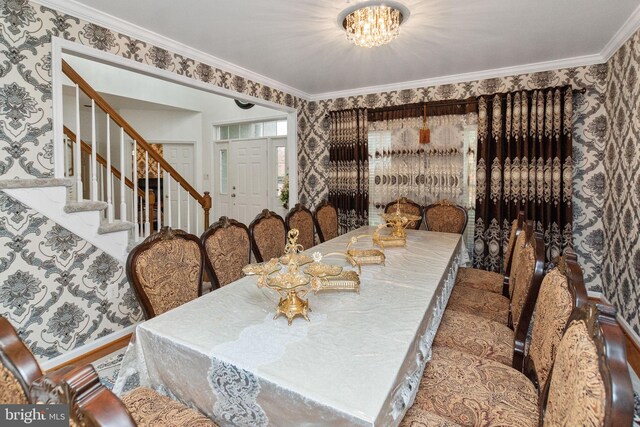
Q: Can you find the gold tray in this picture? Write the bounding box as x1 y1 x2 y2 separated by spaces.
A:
347 249 386 265
373 233 406 248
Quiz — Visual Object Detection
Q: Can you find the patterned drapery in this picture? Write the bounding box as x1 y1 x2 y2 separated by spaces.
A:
328 109 369 233
368 114 477 223
474 86 573 271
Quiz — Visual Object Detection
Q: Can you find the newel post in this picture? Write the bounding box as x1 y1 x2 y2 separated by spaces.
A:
203 191 212 230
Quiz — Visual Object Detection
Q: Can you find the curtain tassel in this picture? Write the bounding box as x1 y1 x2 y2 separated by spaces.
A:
420 105 430 144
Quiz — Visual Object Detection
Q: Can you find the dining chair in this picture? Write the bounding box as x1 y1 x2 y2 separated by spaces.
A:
201 216 251 290
434 250 587 376
0 315 43 404
384 197 422 230
423 200 467 234
455 210 524 296
412 301 634 427
31 364 218 427
445 220 538 327
126 226 206 319
248 209 287 262
285 203 315 251
314 200 338 243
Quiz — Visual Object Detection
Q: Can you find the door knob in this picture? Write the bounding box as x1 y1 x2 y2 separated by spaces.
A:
231 193 236 198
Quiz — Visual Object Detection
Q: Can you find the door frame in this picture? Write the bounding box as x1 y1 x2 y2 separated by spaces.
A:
51 37 298 214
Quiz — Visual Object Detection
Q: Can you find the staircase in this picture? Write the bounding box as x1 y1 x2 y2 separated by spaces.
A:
3 61 211 263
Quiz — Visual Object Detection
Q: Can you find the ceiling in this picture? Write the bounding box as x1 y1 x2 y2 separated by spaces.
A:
65 0 640 96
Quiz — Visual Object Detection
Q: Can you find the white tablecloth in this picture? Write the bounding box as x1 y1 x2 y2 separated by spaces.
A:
114 227 464 427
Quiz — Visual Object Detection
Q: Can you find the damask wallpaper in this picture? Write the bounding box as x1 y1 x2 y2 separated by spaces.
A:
603 28 640 335
298 68 609 295
0 0 637 355
0 191 142 360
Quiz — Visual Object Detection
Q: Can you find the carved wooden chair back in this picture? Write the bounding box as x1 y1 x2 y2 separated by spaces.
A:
0 316 43 404
127 227 205 319
521 250 589 390
540 302 634 426
30 364 136 427
201 216 251 290
503 210 525 275
423 200 467 234
285 203 315 251
314 200 338 243
384 197 423 230
249 209 287 262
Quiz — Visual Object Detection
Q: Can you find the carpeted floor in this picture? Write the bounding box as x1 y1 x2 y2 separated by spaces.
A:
90 347 640 424
91 347 127 390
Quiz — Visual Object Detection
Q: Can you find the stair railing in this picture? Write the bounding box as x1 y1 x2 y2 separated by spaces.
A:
61 60 211 242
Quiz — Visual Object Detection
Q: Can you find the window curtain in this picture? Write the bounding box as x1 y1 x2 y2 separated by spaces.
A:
474 86 573 271
328 109 369 233
368 114 477 222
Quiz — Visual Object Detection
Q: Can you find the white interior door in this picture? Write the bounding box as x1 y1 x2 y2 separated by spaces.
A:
163 143 196 232
230 139 269 225
213 142 231 219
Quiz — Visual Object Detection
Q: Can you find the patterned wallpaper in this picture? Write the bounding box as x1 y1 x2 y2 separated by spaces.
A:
0 191 142 360
298 68 609 294
604 28 640 335
0 0 637 356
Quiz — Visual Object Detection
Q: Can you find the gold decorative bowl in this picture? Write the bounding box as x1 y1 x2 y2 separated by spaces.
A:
304 252 361 294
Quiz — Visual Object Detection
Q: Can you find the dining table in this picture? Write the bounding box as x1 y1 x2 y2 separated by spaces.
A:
113 226 467 427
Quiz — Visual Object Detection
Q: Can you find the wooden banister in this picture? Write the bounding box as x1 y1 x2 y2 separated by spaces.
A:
62 60 206 209
63 126 145 199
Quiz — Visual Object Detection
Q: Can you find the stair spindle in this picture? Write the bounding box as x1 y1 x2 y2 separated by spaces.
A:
106 113 113 223
166 172 172 227
119 128 126 221
91 99 98 201
187 194 191 233
145 151 150 237
133 141 139 242
157 162 161 232
74 84 82 202
177 185 181 230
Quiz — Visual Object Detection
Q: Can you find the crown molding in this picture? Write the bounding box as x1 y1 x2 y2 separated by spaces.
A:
309 53 603 101
31 0 311 100
600 2 640 61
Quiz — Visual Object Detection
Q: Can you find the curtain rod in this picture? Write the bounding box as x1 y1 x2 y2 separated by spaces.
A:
326 87 588 116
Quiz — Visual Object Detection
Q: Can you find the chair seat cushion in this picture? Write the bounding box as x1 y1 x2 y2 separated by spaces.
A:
414 347 539 427
446 286 510 325
122 387 218 427
400 406 463 426
456 267 503 294
433 311 514 366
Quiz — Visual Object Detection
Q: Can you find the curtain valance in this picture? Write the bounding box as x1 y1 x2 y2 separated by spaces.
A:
367 98 477 123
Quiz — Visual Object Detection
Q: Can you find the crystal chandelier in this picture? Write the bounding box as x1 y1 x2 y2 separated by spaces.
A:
341 3 405 48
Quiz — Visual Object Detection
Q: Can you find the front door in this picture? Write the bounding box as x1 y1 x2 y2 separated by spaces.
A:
229 138 269 225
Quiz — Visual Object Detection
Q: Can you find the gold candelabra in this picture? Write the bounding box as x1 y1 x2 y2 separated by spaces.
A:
242 229 360 325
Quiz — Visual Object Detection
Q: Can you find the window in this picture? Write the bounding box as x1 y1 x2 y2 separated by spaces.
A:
219 149 228 194
216 119 288 141
276 146 287 197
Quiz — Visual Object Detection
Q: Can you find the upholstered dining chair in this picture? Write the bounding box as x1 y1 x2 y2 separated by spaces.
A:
434 251 587 375
423 200 468 234
455 210 525 296
249 209 287 262
314 200 338 243
444 220 538 327
285 203 315 251
127 226 206 319
0 315 43 404
31 364 218 427
201 216 251 290
384 197 423 230
411 301 634 427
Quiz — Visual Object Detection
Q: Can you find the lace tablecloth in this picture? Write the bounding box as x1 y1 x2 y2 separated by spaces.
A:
114 227 464 427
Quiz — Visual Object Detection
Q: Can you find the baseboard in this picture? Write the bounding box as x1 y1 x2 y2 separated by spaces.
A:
589 291 640 375
40 324 136 371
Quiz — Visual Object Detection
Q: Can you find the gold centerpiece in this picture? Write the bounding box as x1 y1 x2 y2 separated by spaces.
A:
242 229 361 325
346 234 386 265
377 200 422 247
